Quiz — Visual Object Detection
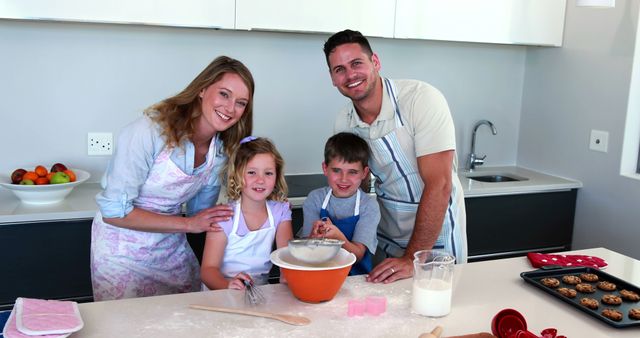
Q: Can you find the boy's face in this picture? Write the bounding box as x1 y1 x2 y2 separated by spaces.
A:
322 158 369 199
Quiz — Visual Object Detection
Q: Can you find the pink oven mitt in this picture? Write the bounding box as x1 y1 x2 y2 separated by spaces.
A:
2 306 70 338
14 297 83 336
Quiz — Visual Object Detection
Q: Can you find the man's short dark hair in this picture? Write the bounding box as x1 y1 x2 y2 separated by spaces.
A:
323 29 374 67
324 132 370 168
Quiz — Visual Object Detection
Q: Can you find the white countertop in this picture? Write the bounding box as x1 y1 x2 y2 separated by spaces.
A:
0 182 101 224
458 166 582 197
0 166 582 224
72 247 639 337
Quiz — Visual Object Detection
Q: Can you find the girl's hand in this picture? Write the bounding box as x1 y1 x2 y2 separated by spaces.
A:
186 204 233 233
228 272 252 290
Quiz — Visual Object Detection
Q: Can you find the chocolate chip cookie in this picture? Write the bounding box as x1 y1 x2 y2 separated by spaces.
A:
602 294 622 305
562 275 581 285
629 308 640 320
541 277 560 288
597 281 617 291
602 308 623 321
557 287 577 298
580 297 599 309
576 283 596 293
620 289 640 302
579 273 599 282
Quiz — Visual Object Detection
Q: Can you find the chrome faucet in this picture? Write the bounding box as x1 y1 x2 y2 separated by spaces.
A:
467 120 497 171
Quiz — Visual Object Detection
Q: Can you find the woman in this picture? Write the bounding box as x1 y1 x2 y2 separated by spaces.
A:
91 56 254 301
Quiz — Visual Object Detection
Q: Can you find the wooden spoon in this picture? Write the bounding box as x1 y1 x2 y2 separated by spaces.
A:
189 304 311 326
419 326 444 338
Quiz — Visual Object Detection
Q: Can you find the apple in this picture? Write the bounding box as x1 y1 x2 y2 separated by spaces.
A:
11 168 27 184
50 163 68 173
50 172 71 184
19 179 35 185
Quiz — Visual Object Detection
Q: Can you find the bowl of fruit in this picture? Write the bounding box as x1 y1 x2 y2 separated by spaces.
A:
0 163 90 204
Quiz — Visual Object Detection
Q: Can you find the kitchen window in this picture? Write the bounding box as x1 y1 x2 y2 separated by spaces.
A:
621 4 640 180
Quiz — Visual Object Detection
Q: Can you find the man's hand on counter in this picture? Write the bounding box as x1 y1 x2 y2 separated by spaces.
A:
366 256 413 283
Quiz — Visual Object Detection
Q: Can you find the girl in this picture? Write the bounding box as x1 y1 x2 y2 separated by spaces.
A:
201 136 293 289
91 56 254 301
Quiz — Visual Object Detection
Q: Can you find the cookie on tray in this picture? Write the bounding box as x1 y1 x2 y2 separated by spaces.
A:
620 289 640 302
576 283 596 293
580 297 599 309
562 275 582 285
557 287 577 298
580 273 599 282
602 294 622 305
541 277 560 288
602 308 623 321
597 281 617 291
629 308 640 320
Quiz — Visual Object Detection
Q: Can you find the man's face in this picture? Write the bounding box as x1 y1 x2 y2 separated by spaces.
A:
327 43 381 102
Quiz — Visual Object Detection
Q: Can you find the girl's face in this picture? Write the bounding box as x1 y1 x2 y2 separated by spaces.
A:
199 72 250 134
242 153 277 202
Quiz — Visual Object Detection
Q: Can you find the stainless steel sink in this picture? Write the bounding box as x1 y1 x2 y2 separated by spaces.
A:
467 174 527 183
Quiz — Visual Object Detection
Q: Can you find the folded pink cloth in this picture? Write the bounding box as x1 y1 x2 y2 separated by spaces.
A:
2 306 70 338
3 298 84 337
527 252 607 269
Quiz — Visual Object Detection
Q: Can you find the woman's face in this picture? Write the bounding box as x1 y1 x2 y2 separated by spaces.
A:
199 72 250 133
241 153 277 203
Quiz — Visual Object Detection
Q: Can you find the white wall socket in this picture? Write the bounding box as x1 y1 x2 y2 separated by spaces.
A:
589 129 609 153
88 132 113 156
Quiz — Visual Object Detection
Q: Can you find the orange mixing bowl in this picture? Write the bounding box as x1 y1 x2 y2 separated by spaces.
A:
271 247 356 303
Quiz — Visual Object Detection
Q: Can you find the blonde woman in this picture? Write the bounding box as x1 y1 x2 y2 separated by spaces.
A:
91 56 254 301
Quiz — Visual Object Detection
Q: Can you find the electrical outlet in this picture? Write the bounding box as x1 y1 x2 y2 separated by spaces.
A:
589 129 609 153
88 132 113 156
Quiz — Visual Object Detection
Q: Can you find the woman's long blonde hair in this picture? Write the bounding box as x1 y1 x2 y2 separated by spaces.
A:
144 56 254 157
226 137 288 202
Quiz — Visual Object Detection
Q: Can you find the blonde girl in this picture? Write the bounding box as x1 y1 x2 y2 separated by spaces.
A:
201 136 293 289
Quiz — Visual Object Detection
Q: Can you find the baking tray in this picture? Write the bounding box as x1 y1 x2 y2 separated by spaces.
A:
521 266 640 328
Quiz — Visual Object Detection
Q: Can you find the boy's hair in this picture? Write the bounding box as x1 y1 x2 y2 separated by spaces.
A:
324 132 370 168
226 137 288 202
323 29 374 67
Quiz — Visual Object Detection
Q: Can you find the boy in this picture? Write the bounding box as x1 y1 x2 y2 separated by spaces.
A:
301 132 380 275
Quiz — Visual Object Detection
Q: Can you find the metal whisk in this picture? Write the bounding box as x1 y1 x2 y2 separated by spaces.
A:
243 279 266 306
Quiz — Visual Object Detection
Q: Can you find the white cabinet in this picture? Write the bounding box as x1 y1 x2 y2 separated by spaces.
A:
0 0 235 29
235 0 395 38
395 0 567 46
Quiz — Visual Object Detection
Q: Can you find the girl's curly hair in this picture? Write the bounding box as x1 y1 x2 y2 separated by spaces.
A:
226 137 288 202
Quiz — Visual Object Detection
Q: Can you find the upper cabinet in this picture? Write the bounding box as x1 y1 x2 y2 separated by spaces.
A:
235 0 396 38
0 0 235 29
395 0 567 46
1 0 567 46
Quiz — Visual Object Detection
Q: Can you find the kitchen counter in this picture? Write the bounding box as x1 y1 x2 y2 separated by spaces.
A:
458 166 582 197
73 247 638 337
0 182 101 223
0 167 582 224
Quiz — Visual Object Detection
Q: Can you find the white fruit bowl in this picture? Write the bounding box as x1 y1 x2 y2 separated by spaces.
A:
0 169 90 204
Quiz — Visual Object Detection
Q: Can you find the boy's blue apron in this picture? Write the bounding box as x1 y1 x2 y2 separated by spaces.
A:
319 189 372 275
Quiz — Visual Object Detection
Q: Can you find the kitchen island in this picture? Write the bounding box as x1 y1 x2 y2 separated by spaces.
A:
73 248 638 337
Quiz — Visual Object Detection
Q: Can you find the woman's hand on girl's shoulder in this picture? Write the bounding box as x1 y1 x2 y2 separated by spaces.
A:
186 204 233 233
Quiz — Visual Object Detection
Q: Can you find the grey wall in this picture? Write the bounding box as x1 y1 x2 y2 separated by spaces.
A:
0 19 525 179
519 0 640 259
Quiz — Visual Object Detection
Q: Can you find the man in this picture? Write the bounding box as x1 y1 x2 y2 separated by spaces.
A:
323 29 467 283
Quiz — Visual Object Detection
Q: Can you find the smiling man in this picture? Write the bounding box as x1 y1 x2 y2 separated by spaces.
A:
323 29 467 283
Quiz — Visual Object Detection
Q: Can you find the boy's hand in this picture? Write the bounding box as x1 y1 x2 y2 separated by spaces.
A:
310 218 346 242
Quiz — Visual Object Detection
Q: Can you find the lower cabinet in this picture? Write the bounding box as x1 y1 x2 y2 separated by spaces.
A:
0 219 93 311
465 189 578 262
